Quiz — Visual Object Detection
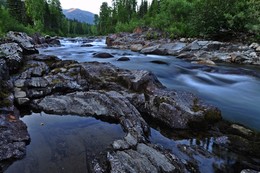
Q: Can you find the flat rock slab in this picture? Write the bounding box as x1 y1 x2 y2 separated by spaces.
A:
108 143 183 173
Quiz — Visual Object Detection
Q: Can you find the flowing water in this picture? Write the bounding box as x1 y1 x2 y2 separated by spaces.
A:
5 38 260 172
41 38 260 131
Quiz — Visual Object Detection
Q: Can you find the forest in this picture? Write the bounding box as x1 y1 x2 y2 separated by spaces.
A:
97 0 260 41
0 0 95 36
0 0 260 41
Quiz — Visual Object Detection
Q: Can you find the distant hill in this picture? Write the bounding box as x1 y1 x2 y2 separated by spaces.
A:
63 8 95 24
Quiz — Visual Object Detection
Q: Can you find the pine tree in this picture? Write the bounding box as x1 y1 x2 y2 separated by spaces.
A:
7 0 26 24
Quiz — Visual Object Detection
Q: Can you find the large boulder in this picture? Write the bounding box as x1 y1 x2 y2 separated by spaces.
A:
131 89 222 129
32 91 149 141
130 44 143 52
6 31 38 55
160 42 186 55
45 36 61 46
140 45 167 55
0 43 23 73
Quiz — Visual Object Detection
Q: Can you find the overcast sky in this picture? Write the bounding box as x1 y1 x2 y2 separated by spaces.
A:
59 0 150 14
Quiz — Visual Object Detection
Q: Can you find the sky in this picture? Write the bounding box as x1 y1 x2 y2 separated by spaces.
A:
59 0 149 14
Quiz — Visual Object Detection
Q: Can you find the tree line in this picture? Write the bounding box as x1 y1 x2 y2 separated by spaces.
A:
97 0 260 41
0 0 96 36
1 0 259 41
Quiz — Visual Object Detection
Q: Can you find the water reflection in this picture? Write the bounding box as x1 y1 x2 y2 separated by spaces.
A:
5 113 125 173
150 128 259 173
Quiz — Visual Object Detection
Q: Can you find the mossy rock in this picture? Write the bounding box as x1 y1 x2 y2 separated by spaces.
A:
153 96 167 108
203 107 222 123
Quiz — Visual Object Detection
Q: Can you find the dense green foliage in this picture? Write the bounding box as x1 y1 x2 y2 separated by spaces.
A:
0 0 95 36
1 0 259 40
97 0 260 41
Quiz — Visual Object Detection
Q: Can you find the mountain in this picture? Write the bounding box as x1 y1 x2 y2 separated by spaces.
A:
63 8 95 24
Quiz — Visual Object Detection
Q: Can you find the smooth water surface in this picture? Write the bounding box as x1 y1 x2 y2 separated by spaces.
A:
150 127 259 172
40 39 260 131
5 112 124 173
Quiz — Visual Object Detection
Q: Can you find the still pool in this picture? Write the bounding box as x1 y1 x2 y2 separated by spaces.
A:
5 112 125 173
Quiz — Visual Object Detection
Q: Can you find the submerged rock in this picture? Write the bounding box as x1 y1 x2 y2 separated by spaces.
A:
117 57 130 61
150 60 169 65
93 52 114 58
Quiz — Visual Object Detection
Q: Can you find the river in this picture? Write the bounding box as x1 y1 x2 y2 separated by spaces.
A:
41 38 260 131
5 38 260 173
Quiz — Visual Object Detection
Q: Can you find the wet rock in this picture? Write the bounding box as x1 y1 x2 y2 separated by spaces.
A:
191 60 216 66
137 143 177 172
177 52 196 60
26 77 49 88
27 54 60 62
108 150 158 173
0 43 23 73
31 33 45 45
112 139 130 150
118 70 164 92
16 97 30 105
27 88 52 99
182 40 201 51
141 45 167 55
93 52 114 58
231 124 253 136
108 143 182 173
45 37 61 46
229 53 249 64
130 44 143 52
180 38 186 42
0 59 9 80
161 42 186 55
241 169 260 173
0 113 30 169
32 91 149 140
14 79 26 88
14 90 26 98
249 52 257 58
6 31 38 55
150 60 169 65
117 57 130 61
51 80 82 93
81 44 93 47
142 89 221 129
106 35 116 47
106 31 260 66
19 60 50 78
203 41 223 51
249 43 259 49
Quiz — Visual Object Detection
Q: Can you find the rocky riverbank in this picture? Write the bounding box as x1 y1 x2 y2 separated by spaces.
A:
0 31 260 172
106 29 260 66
